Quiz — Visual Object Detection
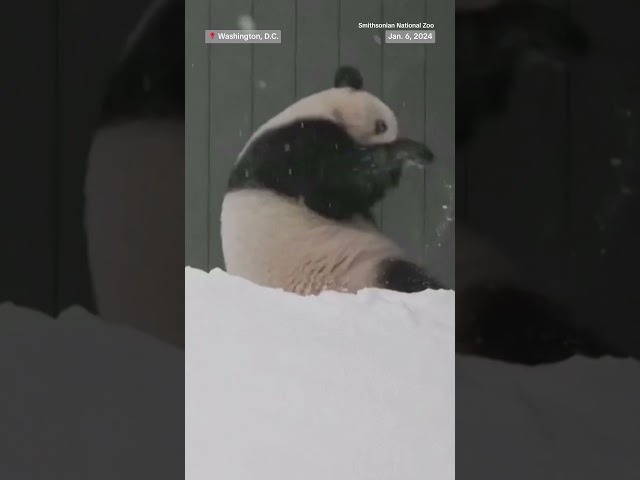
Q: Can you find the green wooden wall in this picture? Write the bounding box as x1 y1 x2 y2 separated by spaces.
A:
185 0 456 287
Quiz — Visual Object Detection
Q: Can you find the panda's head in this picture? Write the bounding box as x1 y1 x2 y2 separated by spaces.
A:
241 65 401 158
327 65 399 146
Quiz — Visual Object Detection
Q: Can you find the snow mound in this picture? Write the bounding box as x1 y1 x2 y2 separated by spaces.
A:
185 267 455 480
4 266 636 480
187 267 640 480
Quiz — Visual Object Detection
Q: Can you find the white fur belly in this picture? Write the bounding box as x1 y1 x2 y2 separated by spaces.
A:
221 190 403 295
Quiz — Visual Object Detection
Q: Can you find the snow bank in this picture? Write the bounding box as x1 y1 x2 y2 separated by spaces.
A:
3 267 637 480
187 267 640 480
186 267 456 480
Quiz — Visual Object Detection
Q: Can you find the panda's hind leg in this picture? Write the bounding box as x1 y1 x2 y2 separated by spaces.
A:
377 258 444 293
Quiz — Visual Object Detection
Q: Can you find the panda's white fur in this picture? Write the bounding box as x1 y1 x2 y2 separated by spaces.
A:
221 86 408 295
222 189 404 295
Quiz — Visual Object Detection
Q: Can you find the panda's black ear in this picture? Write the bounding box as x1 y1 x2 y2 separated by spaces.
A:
334 65 363 90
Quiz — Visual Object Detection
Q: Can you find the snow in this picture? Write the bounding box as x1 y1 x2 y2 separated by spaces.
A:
187 267 640 480
237 15 256 31
186 267 455 480
1 267 638 479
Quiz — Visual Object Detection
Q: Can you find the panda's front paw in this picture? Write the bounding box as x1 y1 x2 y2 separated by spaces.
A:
391 138 435 165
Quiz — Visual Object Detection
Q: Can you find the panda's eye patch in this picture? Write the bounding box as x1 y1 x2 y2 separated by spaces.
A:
374 119 388 135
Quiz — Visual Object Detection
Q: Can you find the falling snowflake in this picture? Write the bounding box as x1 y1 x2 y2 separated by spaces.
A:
373 35 381 45
237 15 255 30
284 143 290 151
257 80 267 89
610 157 623 167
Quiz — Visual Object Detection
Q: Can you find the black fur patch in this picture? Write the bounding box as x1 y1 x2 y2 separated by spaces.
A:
100 0 184 126
228 119 430 221
377 258 445 293
457 285 619 365
334 65 364 90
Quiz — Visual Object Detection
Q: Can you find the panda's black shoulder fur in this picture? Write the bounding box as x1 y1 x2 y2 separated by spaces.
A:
228 118 399 222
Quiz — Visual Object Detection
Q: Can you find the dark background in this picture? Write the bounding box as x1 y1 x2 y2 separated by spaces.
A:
458 0 640 355
0 4 184 477
0 0 155 315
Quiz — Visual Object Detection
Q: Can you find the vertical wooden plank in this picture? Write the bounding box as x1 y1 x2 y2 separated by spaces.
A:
209 0 254 270
186 0 211 269
58 0 152 312
295 0 339 99
569 0 640 351
252 0 296 130
381 0 427 264
424 0 455 287
464 0 571 291
339 0 384 225
338 0 383 103
0 1 56 313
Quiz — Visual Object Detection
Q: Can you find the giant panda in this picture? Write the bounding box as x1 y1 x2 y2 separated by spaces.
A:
221 66 443 296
